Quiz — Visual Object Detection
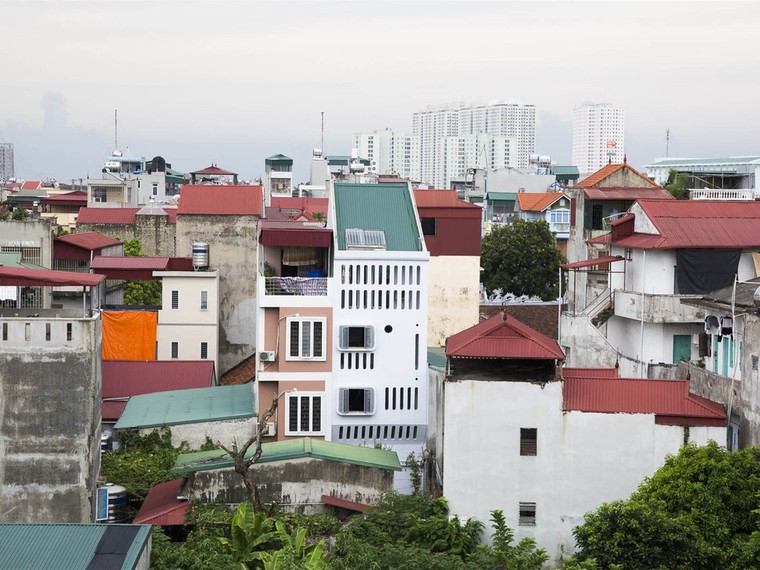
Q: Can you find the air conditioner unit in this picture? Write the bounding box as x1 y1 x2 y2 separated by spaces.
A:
264 422 276 437
259 351 276 362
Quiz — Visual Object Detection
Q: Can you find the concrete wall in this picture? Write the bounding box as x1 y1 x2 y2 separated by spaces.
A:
138 415 258 450
0 218 53 268
427 256 480 347
134 213 176 257
443 378 726 563
176 214 258 375
183 456 394 513
0 313 101 522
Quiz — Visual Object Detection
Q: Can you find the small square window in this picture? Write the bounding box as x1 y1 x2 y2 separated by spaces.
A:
338 325 374 351
421 217 436 236
519 502 536 526
171 342 178 359
171 290 179 310
338 388 374 415
520 428 537 456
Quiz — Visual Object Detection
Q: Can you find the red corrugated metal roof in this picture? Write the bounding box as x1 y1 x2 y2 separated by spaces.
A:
56 232 121 251
271 196 329 217
563 367 618 378
76 207 179 225
41 190 88 204
0 266 104 287
583 187 674 200
414 189 481 209
91 256 171 270
446 312 565 360
178 185 262 215
321 494 370 513
517 192 568 212
561 255 625 269
102 360 216 421
190 164 237 176
575 163 658 188
133 479 189 525
563 376 725 425
21 180 42 190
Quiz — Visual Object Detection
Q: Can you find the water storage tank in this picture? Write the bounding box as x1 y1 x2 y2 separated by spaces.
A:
106 484 128 523
192 242 209 270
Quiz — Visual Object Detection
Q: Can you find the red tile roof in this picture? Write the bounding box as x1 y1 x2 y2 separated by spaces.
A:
56 232 121 251
76 207 178 225
20 180 42 190
582 186 674 201
133 479 189 525
219 354 256 386
575 163 658 188
563 376 726 426
102 360 216 421
178 185 262 215
600 200 760 250
446 312 565 360
190 164 238 176
0 266 104 287
517 192 568 212
414 189 481 209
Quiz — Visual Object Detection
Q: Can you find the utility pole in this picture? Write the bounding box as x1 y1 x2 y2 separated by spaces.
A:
665 129 670 158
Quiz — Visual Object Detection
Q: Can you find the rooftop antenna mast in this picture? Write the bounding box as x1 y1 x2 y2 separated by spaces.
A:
665 129 670 157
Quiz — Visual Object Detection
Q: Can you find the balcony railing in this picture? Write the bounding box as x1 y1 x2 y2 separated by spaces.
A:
264 277 328 296
689 188 755 201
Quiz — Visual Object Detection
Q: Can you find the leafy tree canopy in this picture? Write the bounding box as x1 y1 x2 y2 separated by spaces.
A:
480 219 566 300
119 237 161 306
573 442 760 570
664 169 690 200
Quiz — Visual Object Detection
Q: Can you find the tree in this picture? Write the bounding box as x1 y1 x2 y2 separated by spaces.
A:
664 169 690 200
573 442 760 570
480 219 566 300
120 237 162 306
11 207 27 221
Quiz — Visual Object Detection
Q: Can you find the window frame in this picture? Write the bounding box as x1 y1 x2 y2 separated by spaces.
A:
200 342 208 360
337 325 375 352
171 341 178 359
285 393 324 436
171 290 179 310
337 387 375 415
200 290 208 311
286 317 327 361
519 502 536 526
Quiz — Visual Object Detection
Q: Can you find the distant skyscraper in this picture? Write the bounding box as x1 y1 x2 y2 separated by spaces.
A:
0 143 14 182
572 103 625 175
353 129 421 180
413 101 536 187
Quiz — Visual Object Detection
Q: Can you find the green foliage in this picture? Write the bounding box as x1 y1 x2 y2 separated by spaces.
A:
480 219 566 300
11 207 27 221
470 510 549 570
120 237 162 305
150 525 239 570
274 511 342 538
664 169 690 200
573 442 760 570
405 452 422 495
219 503 280 566
101 427 184 515
257 520 327 570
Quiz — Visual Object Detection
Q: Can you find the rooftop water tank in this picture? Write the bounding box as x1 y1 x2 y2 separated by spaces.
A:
192 242 209 270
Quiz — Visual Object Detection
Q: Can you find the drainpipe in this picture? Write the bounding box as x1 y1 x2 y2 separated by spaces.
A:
639 250 646 378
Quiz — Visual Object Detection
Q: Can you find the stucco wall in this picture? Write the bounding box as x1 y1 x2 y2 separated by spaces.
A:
183 456 394 513
0 314 101 522
134 213 176 257
139 415 258 450
428 256 480 347
176 214 258 375
443 378 726 562
0 218 53 268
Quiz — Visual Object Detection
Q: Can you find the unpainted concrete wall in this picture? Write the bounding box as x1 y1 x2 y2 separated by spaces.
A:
0 315 101 522
183 456 394 513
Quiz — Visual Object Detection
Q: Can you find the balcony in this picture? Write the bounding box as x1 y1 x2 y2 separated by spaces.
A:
689 188 755 201
614 290 705 323
264 276 327 296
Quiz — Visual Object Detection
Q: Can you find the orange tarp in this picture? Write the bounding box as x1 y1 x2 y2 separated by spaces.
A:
102 310 157 360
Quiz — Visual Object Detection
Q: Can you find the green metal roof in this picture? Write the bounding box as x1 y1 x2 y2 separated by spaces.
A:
265 154 293 163
0 524 151 570
650 156 760 166
0 252 46 270
174 437 402 473
552 165 579 177
427 346 446 369
334 182 422 252
487 192 517 202
115 384 255 430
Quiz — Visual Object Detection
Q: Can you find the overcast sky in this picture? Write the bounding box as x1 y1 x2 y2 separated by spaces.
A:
2 1 758 183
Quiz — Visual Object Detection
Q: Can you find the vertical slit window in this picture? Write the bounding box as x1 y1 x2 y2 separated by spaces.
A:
414 387 419 410
2 322 7 341
171 290 179 309
415 334 420 369
385 387 389 410
45 323 51 341
66 323 72 341
25 322 31 341
201 342 208 359
200 290 208 310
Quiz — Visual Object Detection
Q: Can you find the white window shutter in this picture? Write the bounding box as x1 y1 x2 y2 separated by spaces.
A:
339 389 349 414
339 326 349 349
364 326 374 349
364 389 374 413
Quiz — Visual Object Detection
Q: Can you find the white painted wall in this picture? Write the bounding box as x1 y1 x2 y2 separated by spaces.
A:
443 379 726 563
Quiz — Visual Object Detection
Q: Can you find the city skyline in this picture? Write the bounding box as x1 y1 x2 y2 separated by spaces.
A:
2 2 758 184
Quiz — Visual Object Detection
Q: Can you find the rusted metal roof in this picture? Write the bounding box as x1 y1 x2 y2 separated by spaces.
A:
446 312 565 360
178 184 262 215
563 376 726 426
259 219 332 248
582 187 674 200
563 367 619 379
133 479 189 526
0 266 104 287
561 255 625 270
321 494 370 513
76 207 178 225
56 232 121 251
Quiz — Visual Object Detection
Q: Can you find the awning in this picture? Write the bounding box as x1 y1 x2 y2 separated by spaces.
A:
561 255 625 270
260 228 332 248
321 494 370 513
0 266 104 287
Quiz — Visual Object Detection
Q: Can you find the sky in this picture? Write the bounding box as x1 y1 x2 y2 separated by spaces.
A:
2 1 759 184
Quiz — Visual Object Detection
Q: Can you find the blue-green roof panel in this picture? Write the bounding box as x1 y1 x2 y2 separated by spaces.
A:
115 384 255 429
174 437 402 473
334 182 422 252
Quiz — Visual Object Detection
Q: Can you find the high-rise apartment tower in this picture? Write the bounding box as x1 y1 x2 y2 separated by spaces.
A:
572 103 625 175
